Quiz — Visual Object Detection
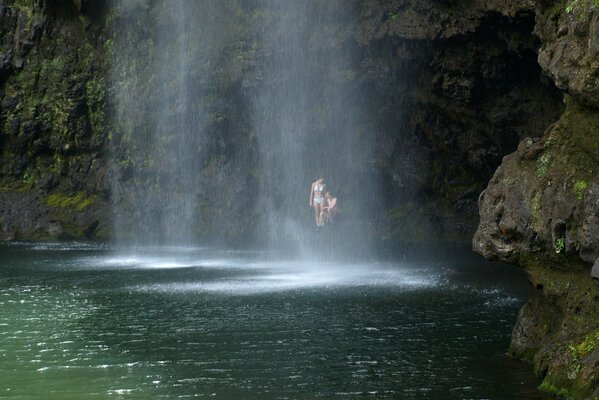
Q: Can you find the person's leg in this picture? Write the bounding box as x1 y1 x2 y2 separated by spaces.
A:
314 203 321 227
317 204 324 227
320 210 327 226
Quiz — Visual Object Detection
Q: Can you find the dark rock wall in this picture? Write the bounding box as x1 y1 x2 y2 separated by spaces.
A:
0 0 109 240
359 2 563 245
474 2 599 399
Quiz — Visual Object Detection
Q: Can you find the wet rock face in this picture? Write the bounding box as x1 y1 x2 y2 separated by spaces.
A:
536 5 599 108
473 2 599 267
473 2 599 397
0 1 109 240
473 108 599 266
472 96 599 399
0 190 107 241
361 0 563 245
358 0 536 41
510 283 563 361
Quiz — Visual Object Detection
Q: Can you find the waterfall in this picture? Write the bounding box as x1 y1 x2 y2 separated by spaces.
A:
108 1 378 256
109 1 207 247
251 0 378 257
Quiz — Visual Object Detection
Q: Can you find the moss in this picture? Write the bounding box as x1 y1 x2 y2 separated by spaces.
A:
519 96 599 252
536 153 552 178
565 0 599 14
539 381 570 399
559 97 599 171
1 0 109 176
531 191 543 232
45 192 98 212
86 76 106 137
19 171 36 190
518 253 599 399
570 330 599 360
573 180 588 201
9 0 35 17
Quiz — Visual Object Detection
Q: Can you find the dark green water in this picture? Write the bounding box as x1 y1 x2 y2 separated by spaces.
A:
0 243 544 399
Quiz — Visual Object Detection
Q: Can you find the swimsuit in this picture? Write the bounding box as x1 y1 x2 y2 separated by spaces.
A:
313 185 325 205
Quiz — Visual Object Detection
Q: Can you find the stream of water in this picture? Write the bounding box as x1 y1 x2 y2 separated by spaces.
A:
0 243 545 399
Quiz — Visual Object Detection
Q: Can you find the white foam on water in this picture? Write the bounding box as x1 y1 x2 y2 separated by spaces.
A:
76 246 276 271
86 255 260 270
9 241 108 252
125 260 439 294
47 247 448 294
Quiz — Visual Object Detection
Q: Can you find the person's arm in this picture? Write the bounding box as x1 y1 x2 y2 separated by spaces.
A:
309 183 314 206
329 198 337 209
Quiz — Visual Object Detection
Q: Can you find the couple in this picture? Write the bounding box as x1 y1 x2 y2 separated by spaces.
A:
309 177 339 230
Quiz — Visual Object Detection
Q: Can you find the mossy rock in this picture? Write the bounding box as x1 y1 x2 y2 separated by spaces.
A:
45 191 98 212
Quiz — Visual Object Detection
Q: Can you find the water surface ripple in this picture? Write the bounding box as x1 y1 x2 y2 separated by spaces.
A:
0 244 543 399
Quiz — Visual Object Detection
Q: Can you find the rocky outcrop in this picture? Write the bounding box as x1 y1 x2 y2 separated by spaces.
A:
474 98 599 398
474 2 599 398
474 97 599 265
536 3 599 108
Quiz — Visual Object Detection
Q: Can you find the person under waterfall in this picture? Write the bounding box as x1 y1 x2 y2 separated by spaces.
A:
309 177 326 230
320 191 339 225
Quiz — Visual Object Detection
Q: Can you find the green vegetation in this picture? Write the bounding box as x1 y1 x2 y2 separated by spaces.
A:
563 330 599 390
10 0 34 17
570 330 599 358
565 0 599 13
555 237 566 253
531 192 543 232
519 255 599 400
536 153 552 178
573 180 588 200
45 192 98 211
539 381 570 398
387 12 398 22
0 0 109 226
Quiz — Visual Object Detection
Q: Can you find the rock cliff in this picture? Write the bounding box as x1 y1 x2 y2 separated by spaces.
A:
474 1 599 398
0 0 109 240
